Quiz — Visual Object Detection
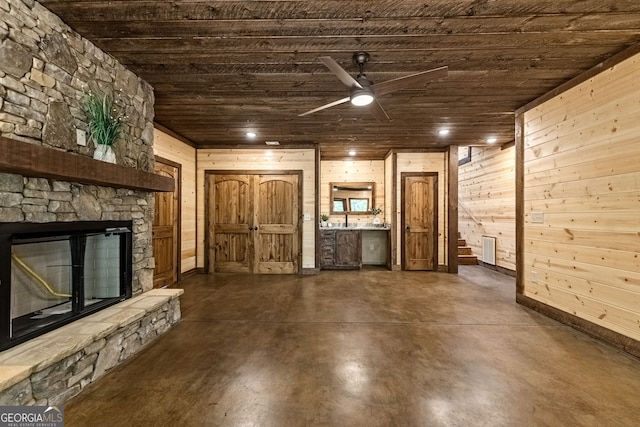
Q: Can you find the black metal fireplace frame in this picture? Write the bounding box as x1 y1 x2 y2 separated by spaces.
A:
0 221 133 351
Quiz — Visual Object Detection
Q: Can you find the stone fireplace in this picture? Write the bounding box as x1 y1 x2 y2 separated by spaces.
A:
0 221 133 351
0 1 181 406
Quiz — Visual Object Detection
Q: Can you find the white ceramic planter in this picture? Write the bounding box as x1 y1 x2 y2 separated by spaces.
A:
93 144 116 163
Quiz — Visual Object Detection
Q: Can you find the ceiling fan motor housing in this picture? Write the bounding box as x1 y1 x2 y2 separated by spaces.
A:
357 75 373 87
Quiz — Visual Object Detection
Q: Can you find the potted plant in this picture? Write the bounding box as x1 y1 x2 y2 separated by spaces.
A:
371 206 382 224
81 87 126 163
320 214 329 227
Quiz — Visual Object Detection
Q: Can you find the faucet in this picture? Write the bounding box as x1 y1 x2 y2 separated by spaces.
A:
345 213 348 228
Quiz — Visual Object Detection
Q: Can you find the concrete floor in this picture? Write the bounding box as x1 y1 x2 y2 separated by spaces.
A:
65 266 640 426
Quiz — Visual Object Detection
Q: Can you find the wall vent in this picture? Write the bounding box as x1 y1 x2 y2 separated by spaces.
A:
482 235 497 265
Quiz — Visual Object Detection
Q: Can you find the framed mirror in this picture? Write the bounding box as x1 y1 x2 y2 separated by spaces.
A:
330 182 375 215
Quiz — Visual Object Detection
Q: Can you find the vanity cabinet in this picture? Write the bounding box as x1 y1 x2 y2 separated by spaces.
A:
320 229 362 269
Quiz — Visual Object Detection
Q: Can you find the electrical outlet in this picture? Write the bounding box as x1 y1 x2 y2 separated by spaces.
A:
369 244 375 251
505 250 510 258
304 213 311 221
530 212 544 224
530 270 538 283
76 129 87 146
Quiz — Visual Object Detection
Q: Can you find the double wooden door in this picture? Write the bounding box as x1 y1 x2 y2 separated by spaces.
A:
402 173 438 271
207 173 300 274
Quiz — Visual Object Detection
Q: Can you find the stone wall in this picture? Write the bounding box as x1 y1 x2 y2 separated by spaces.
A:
0 0 156 292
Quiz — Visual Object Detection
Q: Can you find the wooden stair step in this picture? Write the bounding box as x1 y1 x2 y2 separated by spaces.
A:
457 239 466 246
458 254 478 265
458 247 473 255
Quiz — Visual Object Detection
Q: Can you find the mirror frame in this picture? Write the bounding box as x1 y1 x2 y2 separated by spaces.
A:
329 182 376 215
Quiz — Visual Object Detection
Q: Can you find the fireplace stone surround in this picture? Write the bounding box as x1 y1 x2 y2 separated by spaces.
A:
0 0 158 295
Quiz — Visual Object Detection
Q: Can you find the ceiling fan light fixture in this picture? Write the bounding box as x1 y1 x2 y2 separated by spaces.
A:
299 53 448 120
350 88 374 106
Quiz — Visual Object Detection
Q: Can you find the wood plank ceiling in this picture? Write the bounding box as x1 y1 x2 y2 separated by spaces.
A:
40 1 640 159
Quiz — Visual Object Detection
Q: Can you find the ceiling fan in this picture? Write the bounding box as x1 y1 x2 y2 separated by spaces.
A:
299 52 448 121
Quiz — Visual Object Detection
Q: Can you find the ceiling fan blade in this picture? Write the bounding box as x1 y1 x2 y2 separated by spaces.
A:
366 99 390 121
372 66 448 96
298 97 350 117
319 57 362 89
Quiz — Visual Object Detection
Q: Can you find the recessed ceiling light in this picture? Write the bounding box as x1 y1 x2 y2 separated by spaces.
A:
487 137 497 144
246 132 257 138
438 129 450 136
348 150 356 156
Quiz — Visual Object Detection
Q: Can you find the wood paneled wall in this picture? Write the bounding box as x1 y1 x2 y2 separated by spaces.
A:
395 152 448 267
521 52 640 342
320 160 384 225
384 154 394 266
197 149 316 269
459 145 516 271
153 129 197 273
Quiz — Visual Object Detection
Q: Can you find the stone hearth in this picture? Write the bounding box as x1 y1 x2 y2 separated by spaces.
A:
0 289 182 406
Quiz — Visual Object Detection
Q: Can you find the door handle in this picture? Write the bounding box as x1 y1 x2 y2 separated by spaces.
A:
254 226 258 231
406 226 410 230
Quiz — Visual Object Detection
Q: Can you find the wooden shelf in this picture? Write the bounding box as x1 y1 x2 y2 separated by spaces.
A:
0 136 174 192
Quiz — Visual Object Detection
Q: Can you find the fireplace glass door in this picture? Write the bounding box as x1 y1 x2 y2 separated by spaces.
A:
1 221 132 350
11 237 74 338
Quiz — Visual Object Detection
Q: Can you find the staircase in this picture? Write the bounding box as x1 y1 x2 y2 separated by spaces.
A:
457 233 478 265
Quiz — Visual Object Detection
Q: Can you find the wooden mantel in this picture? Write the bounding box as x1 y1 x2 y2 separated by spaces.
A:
0 136 174 192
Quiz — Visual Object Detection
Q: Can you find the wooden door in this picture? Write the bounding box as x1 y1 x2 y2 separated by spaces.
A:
207 172 301 274
152 160 180 288
254 174 299 273
209 175 252 273
402 174 438 271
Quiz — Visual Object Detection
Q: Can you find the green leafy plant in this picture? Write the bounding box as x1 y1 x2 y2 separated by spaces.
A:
321 214 330 222
371 206 382 216
81 87 126 146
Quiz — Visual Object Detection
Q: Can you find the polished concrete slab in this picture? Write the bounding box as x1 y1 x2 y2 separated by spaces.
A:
65 266 640 426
